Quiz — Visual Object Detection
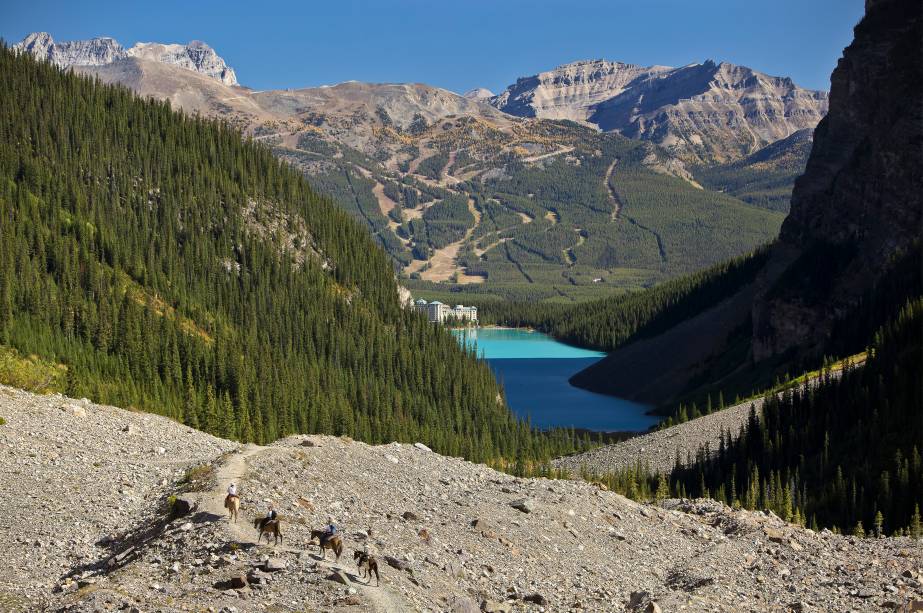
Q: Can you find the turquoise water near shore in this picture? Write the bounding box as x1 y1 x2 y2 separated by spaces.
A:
452 328 659 432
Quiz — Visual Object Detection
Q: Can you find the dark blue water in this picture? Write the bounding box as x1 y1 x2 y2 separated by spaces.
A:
453 328 659 432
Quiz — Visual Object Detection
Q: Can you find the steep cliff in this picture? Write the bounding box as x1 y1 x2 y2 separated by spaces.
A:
13 32 238 85
570 0 921 407
752 0 923 359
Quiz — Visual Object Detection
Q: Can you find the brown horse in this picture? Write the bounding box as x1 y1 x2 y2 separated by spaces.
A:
254 518 283 545
224 495 240 523
310 529 343 562
354 550 380 586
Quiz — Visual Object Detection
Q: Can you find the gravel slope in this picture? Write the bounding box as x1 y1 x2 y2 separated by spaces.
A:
554 366 858 477
0 383 920 612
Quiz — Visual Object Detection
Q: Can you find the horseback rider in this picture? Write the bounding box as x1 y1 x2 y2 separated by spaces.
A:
260 504 278 530
226 483 238 500
321 518 337 544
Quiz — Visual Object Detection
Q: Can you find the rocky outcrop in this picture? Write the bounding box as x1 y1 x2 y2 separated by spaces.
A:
14 32 238 85
13 32 127 67
127 40 237 86
491 59 828 163
491 59 669 122
752 0 923 360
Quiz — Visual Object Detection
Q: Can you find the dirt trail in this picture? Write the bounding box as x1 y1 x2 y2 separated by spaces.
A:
522 145 574 163
203 445 408 613
605 159 622 221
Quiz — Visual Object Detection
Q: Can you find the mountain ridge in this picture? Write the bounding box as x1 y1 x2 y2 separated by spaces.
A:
13 31 238 85
490 58 828 163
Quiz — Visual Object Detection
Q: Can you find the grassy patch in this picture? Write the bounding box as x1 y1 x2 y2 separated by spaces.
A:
0 345 67 394
178 462 217 493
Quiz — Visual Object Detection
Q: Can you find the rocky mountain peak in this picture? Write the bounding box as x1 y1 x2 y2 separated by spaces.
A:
14 32 127 67
462 87 495 100
491 57 828 163
127 39 237 86
14 32 238 86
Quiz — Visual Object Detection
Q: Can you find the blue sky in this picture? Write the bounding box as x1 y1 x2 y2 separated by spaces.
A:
2 0 864 94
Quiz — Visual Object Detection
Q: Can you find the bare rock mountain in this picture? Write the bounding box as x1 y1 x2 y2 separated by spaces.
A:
13 32 238 85
491 58 828 163
14 31 127 67
752 0 923 359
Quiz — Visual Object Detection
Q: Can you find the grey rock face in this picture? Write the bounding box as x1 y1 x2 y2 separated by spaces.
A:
14 32 238 86
127 40 238 86
752 0 922 359
14 32 127 67
491 58 828 163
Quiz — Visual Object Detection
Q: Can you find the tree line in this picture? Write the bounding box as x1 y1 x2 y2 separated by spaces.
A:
0 46 588 465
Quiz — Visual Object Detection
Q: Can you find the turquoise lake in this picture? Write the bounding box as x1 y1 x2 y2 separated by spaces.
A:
452 328 660 432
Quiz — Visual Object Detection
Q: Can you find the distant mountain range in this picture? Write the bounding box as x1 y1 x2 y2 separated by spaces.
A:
12 32 824 298
488 59 828 163
13 32 238 85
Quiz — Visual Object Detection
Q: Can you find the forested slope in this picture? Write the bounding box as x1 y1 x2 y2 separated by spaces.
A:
0 47 581 463
671 298 923 535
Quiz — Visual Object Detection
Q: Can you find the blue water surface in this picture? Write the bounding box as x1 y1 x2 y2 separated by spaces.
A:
452 328 660 432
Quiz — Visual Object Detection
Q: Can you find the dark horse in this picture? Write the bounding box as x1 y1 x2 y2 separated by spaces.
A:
354 550 380 586
310 528 343 562
254 517 283 545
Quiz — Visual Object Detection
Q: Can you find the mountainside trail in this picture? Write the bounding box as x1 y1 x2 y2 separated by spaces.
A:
200 444 410 612
1 383 920 612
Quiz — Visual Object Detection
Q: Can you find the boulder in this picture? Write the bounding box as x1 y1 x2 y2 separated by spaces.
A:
764 527 785 543
263 557 287 572
402 510 419 521
384 555 411 572
172 495 197 516
449 596 480 613
510 498 534 513
326 570 351 585
229 575 247 589
523 593 547 606
413 442 432 452
481 600 512 613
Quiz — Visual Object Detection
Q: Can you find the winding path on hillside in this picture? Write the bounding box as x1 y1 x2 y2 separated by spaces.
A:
201 445 408 613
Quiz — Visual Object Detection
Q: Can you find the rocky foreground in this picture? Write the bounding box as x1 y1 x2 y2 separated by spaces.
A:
0 384 921 612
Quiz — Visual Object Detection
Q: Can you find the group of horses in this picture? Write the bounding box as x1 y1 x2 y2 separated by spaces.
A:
223 493 379 585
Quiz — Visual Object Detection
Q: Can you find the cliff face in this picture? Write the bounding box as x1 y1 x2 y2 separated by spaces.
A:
752 0 923 360
491 59 828 163
13 33 238 86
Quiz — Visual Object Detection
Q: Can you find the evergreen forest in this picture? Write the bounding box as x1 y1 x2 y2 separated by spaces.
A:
0 46 586 464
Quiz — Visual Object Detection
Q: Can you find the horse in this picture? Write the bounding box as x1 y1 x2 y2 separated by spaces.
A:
254 517 283 545
224 495 240 523
309 528 343 562
354 550 380 586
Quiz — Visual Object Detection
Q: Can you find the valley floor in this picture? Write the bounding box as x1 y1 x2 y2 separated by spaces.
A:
0 384 920 612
